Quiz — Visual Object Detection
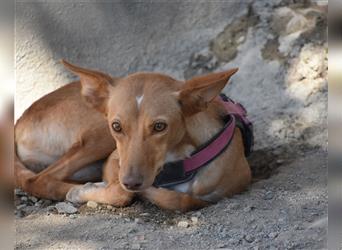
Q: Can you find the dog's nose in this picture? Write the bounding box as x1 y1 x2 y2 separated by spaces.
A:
122 175 143 190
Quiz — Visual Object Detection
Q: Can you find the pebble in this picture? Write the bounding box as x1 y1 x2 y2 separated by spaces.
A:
15 189 27 196
228 202 240 210
55 202 78 214
139 213 150 217
16 204 27 210
268 232 278 239
131 243 141 249
106 205 113 210
216 243 228 248
20 196 28 202
87 201 98 209
15 210 25 218
191 216 199 225
193 211 202 217
264 191 274 200
244 234 255 243
47 205 57 211
277 159 284 165
177 221 189 228
29 196 38 203
134 218 142 224
243 206 252 212
69 214 77 219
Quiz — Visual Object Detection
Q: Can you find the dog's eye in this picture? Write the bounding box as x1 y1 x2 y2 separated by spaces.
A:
153 121 167 132
112 121 122 133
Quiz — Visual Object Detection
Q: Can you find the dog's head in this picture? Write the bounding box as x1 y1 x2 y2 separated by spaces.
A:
62 60 237 192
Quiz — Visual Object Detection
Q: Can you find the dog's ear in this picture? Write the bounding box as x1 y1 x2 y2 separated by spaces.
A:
177 68 238 116
61 59 115 114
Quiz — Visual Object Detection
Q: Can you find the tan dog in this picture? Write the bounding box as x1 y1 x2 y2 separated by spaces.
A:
15 60 251 212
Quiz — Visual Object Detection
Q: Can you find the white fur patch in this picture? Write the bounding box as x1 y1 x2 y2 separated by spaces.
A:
171 182 191 193
17 144 57 168
17 123 75 171
164 144 195 163
136 95 144 109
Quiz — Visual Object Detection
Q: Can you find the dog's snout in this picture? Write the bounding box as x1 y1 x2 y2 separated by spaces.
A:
122 174 143 191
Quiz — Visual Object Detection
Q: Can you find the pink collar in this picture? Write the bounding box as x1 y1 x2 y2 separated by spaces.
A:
153 95 252 188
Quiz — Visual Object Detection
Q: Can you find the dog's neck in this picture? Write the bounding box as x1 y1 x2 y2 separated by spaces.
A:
166 100 225 162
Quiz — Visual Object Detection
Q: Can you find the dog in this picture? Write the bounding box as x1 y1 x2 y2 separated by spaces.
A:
15 60 252 212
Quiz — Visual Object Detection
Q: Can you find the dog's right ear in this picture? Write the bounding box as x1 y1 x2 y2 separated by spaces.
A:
61 60 115 114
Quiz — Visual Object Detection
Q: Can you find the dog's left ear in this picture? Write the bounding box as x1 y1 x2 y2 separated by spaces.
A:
177 68 238 116
61 59 116 114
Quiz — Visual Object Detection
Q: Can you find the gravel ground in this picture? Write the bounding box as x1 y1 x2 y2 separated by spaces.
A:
15 149 327 250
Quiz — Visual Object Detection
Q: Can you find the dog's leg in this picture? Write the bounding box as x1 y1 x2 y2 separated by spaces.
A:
66 151 134 206
18 138 114 200
141 187 208 212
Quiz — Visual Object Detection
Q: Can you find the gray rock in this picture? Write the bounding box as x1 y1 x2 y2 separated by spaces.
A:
86 201 98 209
244 234 255 243
15 189 27 196
268 232 278 239
20 196 28 202
177 221 189 228
29 196 38 203
16 204 27 210
55 202 78 214
264 191 274 200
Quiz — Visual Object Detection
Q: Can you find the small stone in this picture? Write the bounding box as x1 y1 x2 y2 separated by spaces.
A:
41 199 53 206
177 221 189 228
191 216 199 224
228 202 240 210
15 189 26 196
217 243 228 248
55 202 78 214
20 196 28 202
193 211 202 217
131 243 140 249
29 196 38 203
237 35 245 43
16 204 27 210
47 205 57 212
268 232 278 239
134 218 142 224
128 228 137 234
276 159 284 165
15 210 25 218
106 205 113 210
264 191 274 200
244 234 255 243
86 201 98 209
243 206 251 212
139 213 150 217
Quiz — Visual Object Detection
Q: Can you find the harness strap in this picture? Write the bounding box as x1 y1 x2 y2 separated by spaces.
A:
153 94 253 188
184 115 235 173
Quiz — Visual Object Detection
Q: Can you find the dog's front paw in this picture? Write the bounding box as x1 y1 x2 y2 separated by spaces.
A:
66 185 86 204
66 182 106 204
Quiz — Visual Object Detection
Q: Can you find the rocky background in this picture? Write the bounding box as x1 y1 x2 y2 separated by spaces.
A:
15 0 328 249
